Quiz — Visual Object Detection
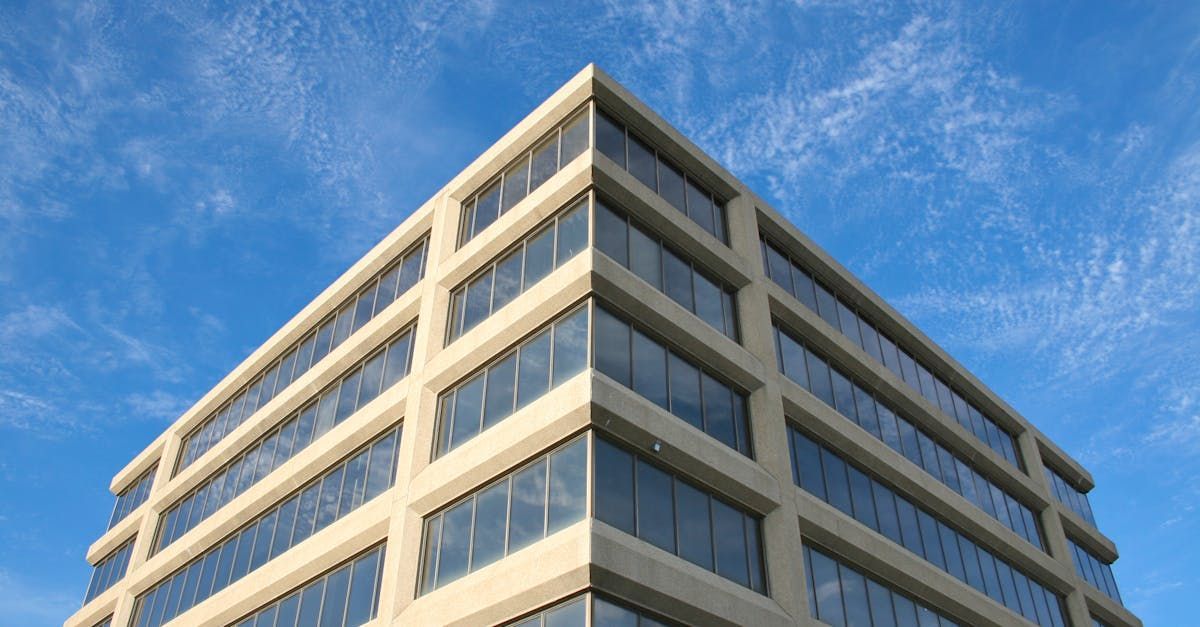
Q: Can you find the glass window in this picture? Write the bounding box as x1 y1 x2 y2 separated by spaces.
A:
317 565 350 627
854 385 881 438
676 481 713 570
508 460 547 552
382 330 412 389
436 500 473 586
658 158 686 212
693 272 726 334
791 430 827 500
551 309 588 385
595 438 636 534
334 368 362 424
344 548 382 625
808 548 846 625
662 248 693 312
847 467 878 530
358 351 386 407
556 202 588 265
595 307 631 387
636 460 676 552
471 481 509 571
840 563 873 627
632 330 669 410
296 579 324 627
559 112 588 166
667 353 703 430
473 181 502 237
701 373 736 449
686 181 715 238
463 271 494 333
449 374 484 450
524 225 555 287
821 447 854 516
492 248 523 313
517 330 551 408
629 224 662 289
627 134 658 191
831 368 859 422
595 201 628 266
805 347 835 406
595 112 626 168
483 354 517 429
547 440 586 533
546 597 587 627
530 135 558 191
501 157 530 214
712 500 749 587
873 480 903 545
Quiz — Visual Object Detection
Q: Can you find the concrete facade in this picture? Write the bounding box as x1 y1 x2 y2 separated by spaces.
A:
67 65 1141 627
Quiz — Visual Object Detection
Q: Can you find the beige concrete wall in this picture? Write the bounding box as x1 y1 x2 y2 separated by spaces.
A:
67 64 1140 627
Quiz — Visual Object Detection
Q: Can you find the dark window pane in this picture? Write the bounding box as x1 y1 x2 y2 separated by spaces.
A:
746 517 765 593
556 201 588 265
636 460 675 552
358 351 386 407
791 430 827 500
917 433 941 478
547 439 587 533
854 385 881 438
805 348 835 406
229 525 257 582
595 201 628 266
658 158 686 212
935 445 960 492
524 226 555 287
668 353 703 430
436 500 473 586
345 548 382 626
595 112 626 168
489 252 521 315
593 597 637 626
314 466 344 531
893 593 919 627
364 430 398 500
632 330 669 409
595 439 635 534
271 496 299 559
629 225 662 290
897 418 924 467
450 374 484 450
663 248 694 312
373 266 400 315
686 179 715 237
821 448 854 516
675 481 713 570
517 330 551 408
483 354 516 429
831 369 859 422
331 302 356 350
546 597 587 627
701 373 736 449
508 460 547 552
878 405 903 453
627 134 658 191
313 391 337 440
420 517 441 595
896 497 924 557
317 565 351 627
712 500 749 587
814 281 840 328
340 450 369 513
398 242 425 294
899 350 920 388
551 308 588 385
777 330 808 387
809 549 845 625
693 272 725 332
382 332 412 390
529 135 558 191
559 113 588 165
847 466 878 530
840 563 873 627
296 579 325 627
917 365 938 404
351 285 377 334
501 157 529 214
473 181 501 236
873 480 903 545
292 482 321 540
470 481 509 571
917 510 945 569
763 242 792 291
879 333 902 375
447 289 465 339
336 367 362 422
462 271 494 333
248 510 276 572
959 535 985 592
594 308 631 387
865 575 898 627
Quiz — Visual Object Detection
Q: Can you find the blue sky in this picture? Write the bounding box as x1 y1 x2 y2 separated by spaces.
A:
1 1 1196 624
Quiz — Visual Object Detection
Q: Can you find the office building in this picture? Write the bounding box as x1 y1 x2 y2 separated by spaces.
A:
68 65 1140 627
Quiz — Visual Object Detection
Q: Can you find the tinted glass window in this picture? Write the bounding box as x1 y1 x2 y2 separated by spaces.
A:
662 249 693 311
627 134 658 191
524 226 555 287
508 461 547 552
629 225 662 289
595 307 632 387
595 112 626 168
559 113 588 165
658 159 686 212
595 438 635 534
667 354 702 430
595 201 628 266
516 330 551 408
636 461 675 552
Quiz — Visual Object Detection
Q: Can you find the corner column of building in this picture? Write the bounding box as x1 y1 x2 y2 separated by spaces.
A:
726 194 809 624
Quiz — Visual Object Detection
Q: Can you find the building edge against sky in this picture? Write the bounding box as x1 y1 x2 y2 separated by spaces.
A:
66 64 1141 627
